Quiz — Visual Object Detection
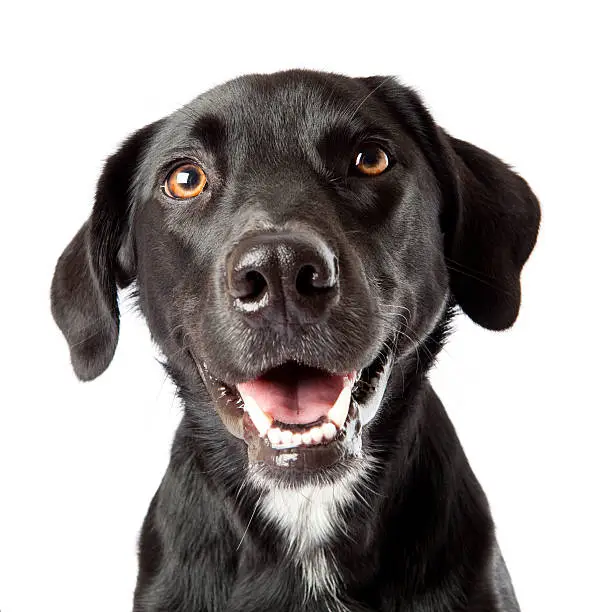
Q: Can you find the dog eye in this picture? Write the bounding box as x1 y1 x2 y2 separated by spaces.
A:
163 163 207 199
352 144 390 176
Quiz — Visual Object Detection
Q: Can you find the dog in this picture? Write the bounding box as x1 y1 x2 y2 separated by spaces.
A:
51 70 540 611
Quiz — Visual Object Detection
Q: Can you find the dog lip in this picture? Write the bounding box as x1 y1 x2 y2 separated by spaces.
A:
196 345 389 404
202 356 363 389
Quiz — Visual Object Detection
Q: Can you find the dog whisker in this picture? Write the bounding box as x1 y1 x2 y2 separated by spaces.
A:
445 259 518 296
346 75 394 120
236 494 263 551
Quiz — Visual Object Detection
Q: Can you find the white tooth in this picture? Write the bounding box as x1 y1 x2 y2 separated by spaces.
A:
292 433 302 446
241 395 273 437
280 430 293 445
322 422 337 441
310 427 323 444
267 427 282 446
301 431 313 445
327 383 352 429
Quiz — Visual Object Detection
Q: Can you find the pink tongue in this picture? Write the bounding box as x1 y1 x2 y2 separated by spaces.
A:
237 366 350 425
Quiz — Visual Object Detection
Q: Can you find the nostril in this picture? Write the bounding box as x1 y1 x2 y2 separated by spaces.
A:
243 270 267 301
232 269 268 302
296 262 337 296
296 265 319 296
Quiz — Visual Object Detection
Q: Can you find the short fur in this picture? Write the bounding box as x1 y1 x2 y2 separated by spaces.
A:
51 70 540 611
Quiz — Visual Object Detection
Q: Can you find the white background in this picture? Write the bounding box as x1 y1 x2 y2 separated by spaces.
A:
1 2 589 611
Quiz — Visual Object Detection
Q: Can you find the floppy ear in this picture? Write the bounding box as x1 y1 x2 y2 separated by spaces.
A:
358 76 540 330
51 121 161 380
442 134 541 329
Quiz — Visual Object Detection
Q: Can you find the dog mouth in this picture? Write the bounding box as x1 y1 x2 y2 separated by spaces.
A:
238 365 355 446
196 348 392 471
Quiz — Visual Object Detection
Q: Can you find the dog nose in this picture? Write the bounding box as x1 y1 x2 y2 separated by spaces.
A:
226 232 339 326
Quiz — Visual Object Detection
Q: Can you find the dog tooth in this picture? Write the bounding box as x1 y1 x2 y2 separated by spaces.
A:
292 432 302 446
321 422 337 441
310 427 323 444
301 431 313 445
241 395 273 436
327 383 352 429
267 428 282 446
280 430 293 445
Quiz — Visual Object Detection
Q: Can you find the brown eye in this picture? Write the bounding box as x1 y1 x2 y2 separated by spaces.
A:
164 163 207 199
353 144 390 176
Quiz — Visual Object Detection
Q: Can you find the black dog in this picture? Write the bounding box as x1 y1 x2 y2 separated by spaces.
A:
51 70 540 611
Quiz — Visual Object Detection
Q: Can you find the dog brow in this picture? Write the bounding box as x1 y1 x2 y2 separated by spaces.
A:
190 114 227 153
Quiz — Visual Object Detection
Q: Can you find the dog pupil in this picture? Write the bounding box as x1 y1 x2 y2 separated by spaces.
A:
177 169 198 188
362 150 378 167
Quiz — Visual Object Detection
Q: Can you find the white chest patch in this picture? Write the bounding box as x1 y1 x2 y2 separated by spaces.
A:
252 466 367 608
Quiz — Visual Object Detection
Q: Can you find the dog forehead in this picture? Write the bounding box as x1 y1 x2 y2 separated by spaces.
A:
195 71 357 120
171 71 380 150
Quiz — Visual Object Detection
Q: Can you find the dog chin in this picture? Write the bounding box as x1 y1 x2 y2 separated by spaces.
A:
195 347 394 481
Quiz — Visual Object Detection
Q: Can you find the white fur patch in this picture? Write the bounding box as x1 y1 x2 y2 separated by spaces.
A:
250 465 367 608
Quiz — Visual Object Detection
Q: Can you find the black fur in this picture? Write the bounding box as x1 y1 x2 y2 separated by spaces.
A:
51 70 539 611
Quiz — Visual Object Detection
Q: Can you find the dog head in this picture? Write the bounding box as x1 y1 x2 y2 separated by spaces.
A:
51 71 540 481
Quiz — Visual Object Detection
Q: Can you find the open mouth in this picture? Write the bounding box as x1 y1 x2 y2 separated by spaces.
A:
196 348 392 471
238 365 355 448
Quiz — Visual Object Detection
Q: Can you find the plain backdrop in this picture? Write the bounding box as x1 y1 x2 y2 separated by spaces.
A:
1 1 589 611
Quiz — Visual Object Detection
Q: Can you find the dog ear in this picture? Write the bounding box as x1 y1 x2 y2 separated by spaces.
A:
51 121 161 380
358 76 540 330
441 134 541 329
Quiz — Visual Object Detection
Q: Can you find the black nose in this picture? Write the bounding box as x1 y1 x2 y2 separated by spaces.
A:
226 232 339 327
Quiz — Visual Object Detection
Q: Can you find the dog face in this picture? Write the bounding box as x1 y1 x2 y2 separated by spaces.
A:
51 71 539 482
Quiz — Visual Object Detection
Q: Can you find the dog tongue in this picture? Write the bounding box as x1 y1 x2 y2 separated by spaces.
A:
236 365 351 425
